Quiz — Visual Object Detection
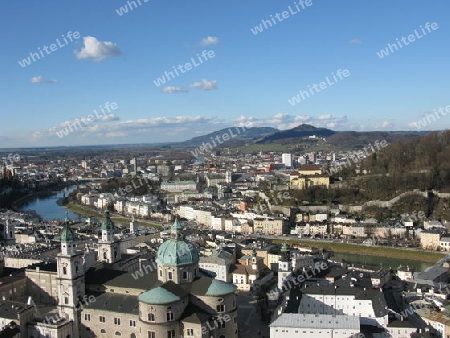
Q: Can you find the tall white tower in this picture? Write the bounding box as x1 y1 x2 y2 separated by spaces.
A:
97 210 121 263
57 216 86 335
226 170 232 183
277 243 292 290
130 215 138 234
4 219 15 245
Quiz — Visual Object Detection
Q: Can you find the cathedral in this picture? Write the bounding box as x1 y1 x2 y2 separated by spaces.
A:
53 211 239 338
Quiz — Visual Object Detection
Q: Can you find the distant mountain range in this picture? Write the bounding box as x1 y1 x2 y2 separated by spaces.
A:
177 124 431 150
174 127 278 147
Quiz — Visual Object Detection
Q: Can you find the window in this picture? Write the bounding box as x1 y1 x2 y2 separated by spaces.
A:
64 297 69 305
101 329 106 333
167 311 174 321
63 267 67 275
159 270 162 277
84 313 91 321
129 320 136 327
114 318 121 325
115 332 122 336
217 304 225 312
99 316 106 323
148 313 155 321
187 329 194 336
168 330 175 338
168 272 173 280
183 271 188 279
147 333 155 338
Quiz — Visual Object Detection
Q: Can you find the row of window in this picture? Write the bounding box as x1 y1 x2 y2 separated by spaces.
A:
160 270 189 280
84 314 135 327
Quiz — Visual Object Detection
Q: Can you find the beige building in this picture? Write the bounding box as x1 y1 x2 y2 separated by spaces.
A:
253 218 287 235
289 173 330 189
420 230 442 249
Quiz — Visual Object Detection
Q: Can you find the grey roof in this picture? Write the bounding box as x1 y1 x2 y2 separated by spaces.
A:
82 293 139 314
301 285 388 317
85 267 159 292
416 266 448 281
0 301 33 320
270 313 359 330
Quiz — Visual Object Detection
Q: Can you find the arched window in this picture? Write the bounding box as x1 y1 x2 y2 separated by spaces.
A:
115 332 122 336
100 329 106 333
63 267 67 275
103 252 107 260
130 334 136 338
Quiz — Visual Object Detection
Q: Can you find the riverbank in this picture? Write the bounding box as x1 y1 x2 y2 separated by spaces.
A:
65 203 162 229
273 238 446 263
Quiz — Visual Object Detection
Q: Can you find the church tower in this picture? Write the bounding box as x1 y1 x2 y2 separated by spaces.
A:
130 215 137 234
97 210 121 263
4 219 15 245
277 243 292 290
56 216 86 335
226 169 232 183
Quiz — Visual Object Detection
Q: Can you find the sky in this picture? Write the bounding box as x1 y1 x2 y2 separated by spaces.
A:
1 0 450 147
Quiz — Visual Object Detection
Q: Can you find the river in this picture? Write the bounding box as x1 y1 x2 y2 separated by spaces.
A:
332 251 433 272
16 187 433 271
18 186 83 221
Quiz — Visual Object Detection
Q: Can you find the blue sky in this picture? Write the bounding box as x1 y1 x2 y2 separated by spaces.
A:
1 0 449 147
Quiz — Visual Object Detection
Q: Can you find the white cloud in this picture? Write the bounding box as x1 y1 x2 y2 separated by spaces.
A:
106 131 126 137
31 76 43 83
30 113 355 146
162 86 188 94
31 76 57 84
200 36 219 46
75 36 121 62
190 79 217 91
232 114 348 130
348 38 363 44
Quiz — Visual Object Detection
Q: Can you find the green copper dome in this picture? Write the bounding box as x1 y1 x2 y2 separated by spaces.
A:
61 217 76 243
156 218 199 266
101 209 115 231
204 279 237 297
281 243 290 252
138 286 180 305
156 240 199 266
